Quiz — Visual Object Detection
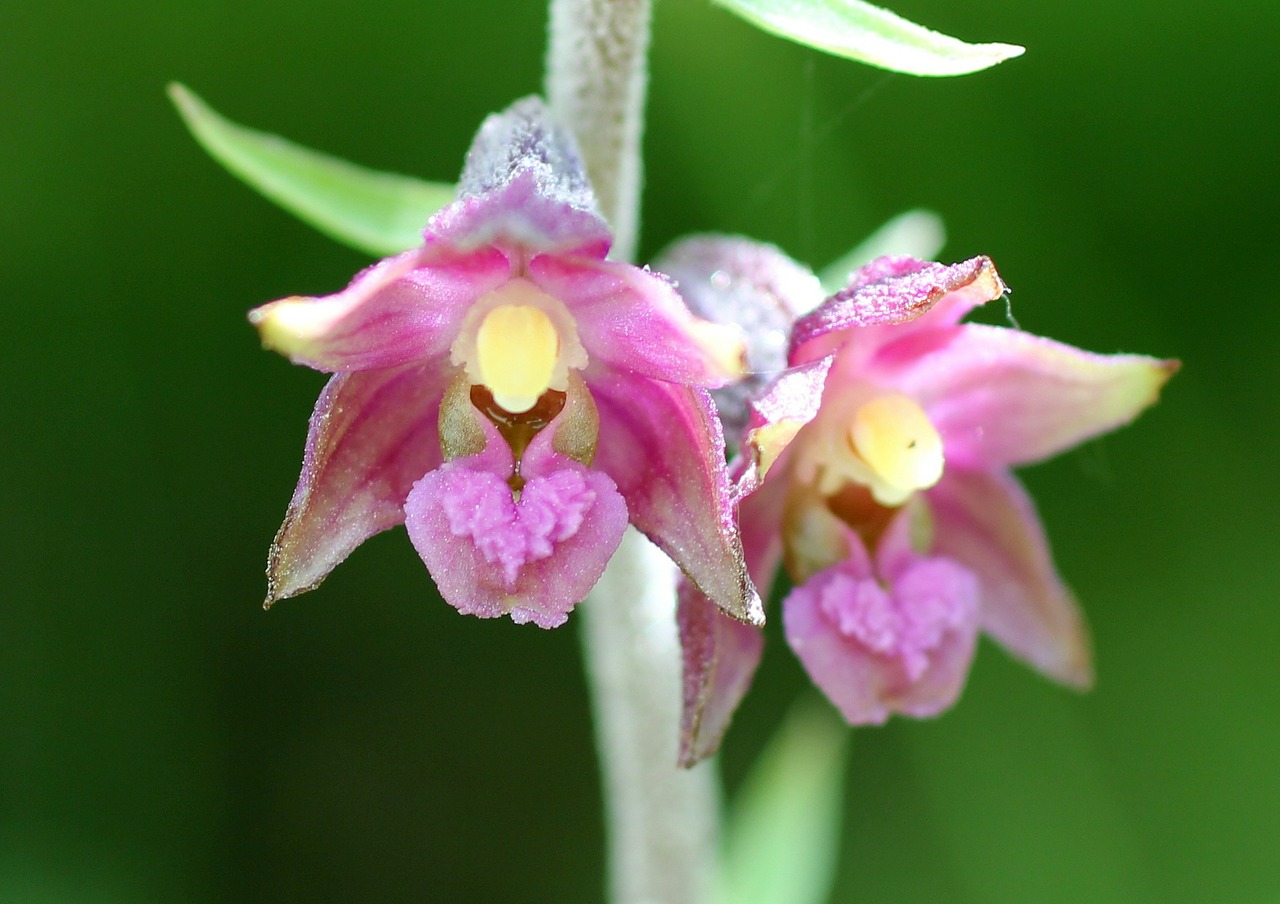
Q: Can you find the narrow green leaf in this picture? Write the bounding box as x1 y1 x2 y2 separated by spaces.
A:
716 698 850 904
712 0 1024 76
168 83 454 257
819 208 946 293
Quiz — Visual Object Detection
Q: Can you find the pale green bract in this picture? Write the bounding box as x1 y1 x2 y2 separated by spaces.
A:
715 699 849 904
712 0 1024 76
169 84 454 257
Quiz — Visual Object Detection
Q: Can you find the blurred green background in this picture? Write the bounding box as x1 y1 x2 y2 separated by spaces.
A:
4 0 1277 901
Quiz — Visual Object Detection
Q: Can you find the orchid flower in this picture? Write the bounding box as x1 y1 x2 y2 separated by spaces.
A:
665 242 1177 764
249 98 762 630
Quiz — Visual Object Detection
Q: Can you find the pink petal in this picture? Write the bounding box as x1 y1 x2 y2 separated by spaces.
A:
589 370 764 626
529 254 746 388
925 467 1093 687
403 431 628 629
783 555 980 724
743 356 834 480
791 255 1005 365
891 324 1179 468
265 360 454 604
677 581 765 767
747 356 833 434
249 246 512 372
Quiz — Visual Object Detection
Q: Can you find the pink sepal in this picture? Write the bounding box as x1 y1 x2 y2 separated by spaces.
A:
925 466 1093 688
590 370 763 626
747 356 832 436
427 168 612 260
265 360 454 604
889 324 1180 468
428 96 612 259
677 581 765 766
675 470 787 766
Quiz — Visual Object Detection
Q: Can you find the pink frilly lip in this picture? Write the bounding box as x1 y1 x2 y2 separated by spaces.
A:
404 416 628 629
781 511 980 724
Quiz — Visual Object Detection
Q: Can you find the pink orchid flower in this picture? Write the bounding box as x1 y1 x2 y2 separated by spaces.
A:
664 242 1177 765
249 98 762 630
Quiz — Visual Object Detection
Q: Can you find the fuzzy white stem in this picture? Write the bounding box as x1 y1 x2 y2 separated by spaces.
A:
545 3 719 901
545 0 651 262
581 529 720 904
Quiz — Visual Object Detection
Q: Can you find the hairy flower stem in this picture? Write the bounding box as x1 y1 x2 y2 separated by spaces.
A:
545 0 650 263
545 4 719 901
581 529 720 904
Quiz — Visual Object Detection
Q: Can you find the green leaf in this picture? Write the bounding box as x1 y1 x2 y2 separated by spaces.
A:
715 698 850 904
168 83 454 257
712 0 1024 76
818 208 946 293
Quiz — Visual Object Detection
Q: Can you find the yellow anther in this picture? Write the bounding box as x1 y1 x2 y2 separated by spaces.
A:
475 304 560 413
849 394 943 502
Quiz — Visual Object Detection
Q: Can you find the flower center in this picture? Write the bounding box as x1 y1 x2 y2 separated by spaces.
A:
781 394 945 584
475 304 561 413
451 278 588 415
847 394 944 504
800 392 944 509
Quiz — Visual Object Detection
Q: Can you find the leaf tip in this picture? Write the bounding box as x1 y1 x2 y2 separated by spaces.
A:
988 41 1026 64
167 82 219 141
166 81 198 119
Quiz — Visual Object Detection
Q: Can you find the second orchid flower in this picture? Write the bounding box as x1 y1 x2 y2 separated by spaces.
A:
663 240 1177 765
